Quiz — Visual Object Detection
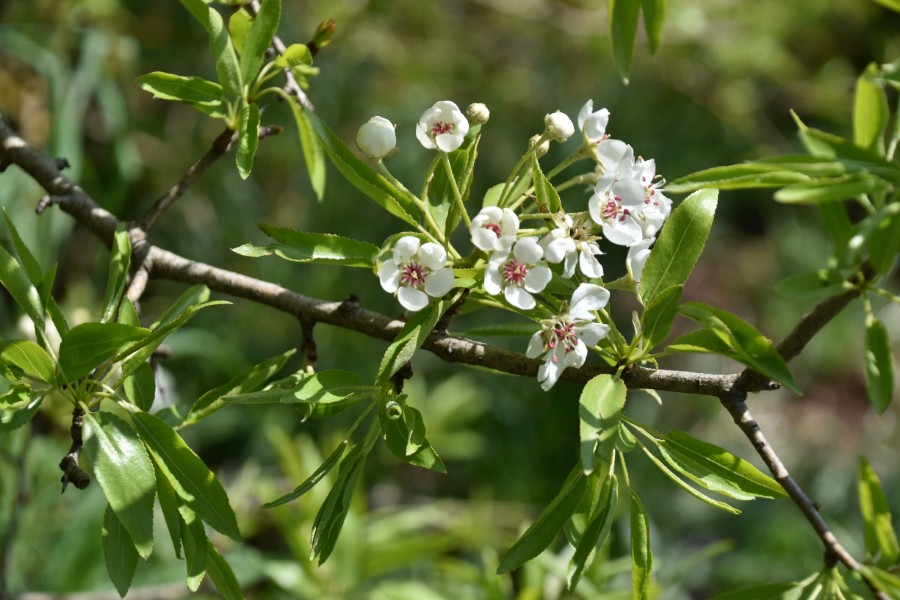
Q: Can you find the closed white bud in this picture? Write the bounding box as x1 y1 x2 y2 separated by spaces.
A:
356 116 397 160
467 102 490 125
544 110 575 142
529 134 550 157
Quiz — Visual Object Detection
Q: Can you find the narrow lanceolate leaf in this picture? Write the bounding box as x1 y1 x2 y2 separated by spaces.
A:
132 411 241 541
710 583 803 600
124 362 156 412
3 211 43 286
630 491 653 600
0 244 45 329
101 225 131 323
233 225 378 267
207 7 242 97
311 443 368 564
308 111 419 226
206 541 244 600
181 509 209 592
663 430 786 499
376 298 451 385
868 204 900 276
567 474 618 591
858 455 900 567
236 102 260 179
639 444 740 514
0 388 44 433
228 9 251 54
666 164 808 194
640 189 717 307
263 439 348 509
58 323 149 382
178 0 210 30
532 155 561 213
609 0 641 82
774 173 891 204
240 0 281 85
677 302 801 394
288 99 326 200
136 72 224 106
0 340 55 383
865 317 894 414
497 467 587 574
639 0 665 54
579 374 627 474
155 466 183 559
854 63 889 155
640 284 682 348
102 506 139 597
83 411 156 558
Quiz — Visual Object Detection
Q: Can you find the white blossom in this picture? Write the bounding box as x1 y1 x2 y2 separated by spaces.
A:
355 116 397 160
483 237 552 310
633 157 672 239
416 101 469 152
626 238 653 283
587 144 646 247
544 110 575 142
577 100 610 146
525 283 611 390
379 236 454 311
470 206 519 253
540 213 604 279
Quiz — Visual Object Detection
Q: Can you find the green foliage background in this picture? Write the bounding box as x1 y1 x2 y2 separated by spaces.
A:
0 0 898 597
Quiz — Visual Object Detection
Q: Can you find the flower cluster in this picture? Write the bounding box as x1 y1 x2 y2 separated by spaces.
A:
368 99 672 389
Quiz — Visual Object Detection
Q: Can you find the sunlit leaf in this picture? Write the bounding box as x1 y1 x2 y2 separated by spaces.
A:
124 362 156 412
59 322 149 382
854 63 889 155
206 540 244 600
288 100 326 200
181 508 208 591
567 473 618 591
101 225 131 323
0 340 55 383
102 506 139 597
233 225 378 267
136 72 224 106
640 0 665 54
579 374 626 474
376 297 451 385
630 491 653 599
641 284 682 348
311 442 368 564
610 0 641 82
858 455 900 566
865 317 894 414
236 101 260 179
774 173 891 204
532 155 561 213
240 0 281 85
208 7 242 97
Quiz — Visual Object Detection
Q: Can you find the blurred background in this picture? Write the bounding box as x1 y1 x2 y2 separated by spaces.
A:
0 0 898 597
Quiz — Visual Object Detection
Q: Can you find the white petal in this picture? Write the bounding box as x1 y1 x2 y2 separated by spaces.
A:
505 286 535 310
613 177 646 208
499 208 519 234
577 99 594 133
561 249 577 279
484 265 502 295
436 133 465 152
544 237 571 264
570 283 610 317
472 227 499 252
524 266 552 293
588 193 603 226
603 219 643 247
398 287 429 312
579 246 604 278
393 236 420 262
417 243 447 270
576 323 610 348
513 236 543 263
595 138 630 172
473 206 502 225
424 267 454 297
538 358 561 390
627 239 654 282
379 260 400 293
563 342 588 369
526 331 545 358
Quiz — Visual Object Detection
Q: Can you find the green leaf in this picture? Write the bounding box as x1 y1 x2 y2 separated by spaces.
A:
181 508 208 591
0 243 45 329
124 362 157 412
177 0 211 30
667 164 809 194
155 465 183 559
854 63 889 155
868 204 900 276
774 173 891 204
236 101 260 179
664 430 787 499
101 225 131 323
228 9 251 55
308 111 419 226
288 100 326 200
567 473 618 591
311 442 368 564
376 298 451 385
774 271 848 303
102 506 139 597
497 466 587 574
459 322 538 337
263 439 348 509
630 491 653 600
865 317 894 414
0 340 55 383
208 7 242 97
241 0 281 86
275 44 313 68
837 203 900 271
136 72 224 107
666 328 736 357
640 189 717 307
58 322 149 382
818 202 854 253
426 140 477 237
233 225 379 267
677 302 801 394
639 0 665 54
859 565 900 598
206 541 244 600
379 403 446 473
641 284 682 348
181 349 295 427
609 0 641 82
869 0 900 11
0 387 44 433
638 443 741 514
83 411 156 558
579 374 627 474
532 155 561 213
711 583 803 600
858 455 900 566
132 411 241 541
3 211 43 286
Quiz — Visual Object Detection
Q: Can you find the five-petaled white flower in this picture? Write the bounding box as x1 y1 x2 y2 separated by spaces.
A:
587 144 646 247
484 237 552 311
416 101 470 152
355 116 397 160
526 283 611 390
633 157 672 239
470 206 519 253
544 110 575 142
578 100 610 146
379 236 455 312
541 213 604 279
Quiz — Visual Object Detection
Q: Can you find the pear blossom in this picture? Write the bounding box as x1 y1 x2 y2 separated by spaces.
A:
577 100 610 146
540 213 604 279
467 102 490 125
379 236 454 312
526 283 611 390
484 237 552 310
633 157 672 238
355 116 397 160
544 110 575 142
594 137 631 173
588 144 646 247
626 238 653 283
471 206 519 252
416 101 469 152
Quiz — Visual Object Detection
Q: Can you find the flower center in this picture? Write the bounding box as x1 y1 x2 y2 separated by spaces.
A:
502 259 529 285
431 121 454 137
484 223 502 238
400 262 428 288
602 196 629 222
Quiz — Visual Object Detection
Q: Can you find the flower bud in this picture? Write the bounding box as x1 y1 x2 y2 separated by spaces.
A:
356 116 397 160
529 134 550 158
544 110 574 142
467 102 490 125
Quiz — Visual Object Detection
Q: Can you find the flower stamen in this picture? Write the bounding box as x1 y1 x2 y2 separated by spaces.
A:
503 259 529 284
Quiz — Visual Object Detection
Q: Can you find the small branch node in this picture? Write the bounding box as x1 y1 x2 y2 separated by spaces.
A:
391 362 414 394
59 407 89 493
54 157 70 171
300 319 318 368
36 194 69 214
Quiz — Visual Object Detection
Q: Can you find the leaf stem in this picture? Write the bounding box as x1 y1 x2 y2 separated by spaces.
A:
441 152 471 227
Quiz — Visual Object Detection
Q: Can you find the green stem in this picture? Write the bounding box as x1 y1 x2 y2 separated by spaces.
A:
441 152 471 227
498 133 548 207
